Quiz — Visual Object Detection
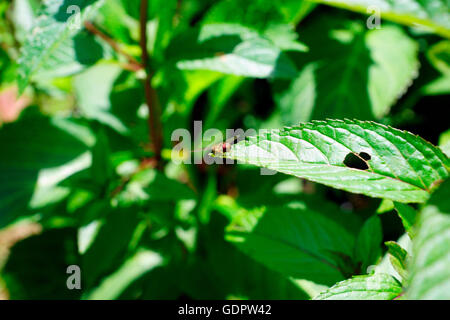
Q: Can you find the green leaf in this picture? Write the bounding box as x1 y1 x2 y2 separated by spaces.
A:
0 113 92 227
17 0 105 92
83 249 164 300
90 126 112 186
96 0 138 45
406 179 450 299
375 233 412 280
226 205 356 286
220 119 449 203
205 75 245 129
81 205 141 288
314 273 402 300
1 228 80 299
439 129 450 158
185 213 310 299
394 202 417 237
203 0 316 29
174 24 298 79
275 19 419 121
354 215 383 272
262 24 308 52
423 41 450 96
114 169 195 206
74 63 137 134
311 0 450 38
385 241 408 281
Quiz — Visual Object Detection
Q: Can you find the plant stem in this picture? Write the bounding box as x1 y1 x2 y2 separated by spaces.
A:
84 21 142 71
140 0 163 167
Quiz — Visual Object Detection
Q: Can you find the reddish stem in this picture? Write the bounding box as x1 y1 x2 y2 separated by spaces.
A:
140 0 163 167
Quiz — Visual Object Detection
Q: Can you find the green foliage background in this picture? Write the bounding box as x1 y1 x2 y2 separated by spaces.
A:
0 0 449 300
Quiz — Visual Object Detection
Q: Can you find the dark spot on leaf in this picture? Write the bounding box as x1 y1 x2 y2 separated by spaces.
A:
344 153 369 170
359 152 371 161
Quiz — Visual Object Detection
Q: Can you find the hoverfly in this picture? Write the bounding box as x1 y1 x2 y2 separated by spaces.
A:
210 134 242 155
191 134 242 156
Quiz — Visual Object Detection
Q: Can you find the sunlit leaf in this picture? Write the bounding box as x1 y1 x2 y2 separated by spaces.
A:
314 273 402 300
221 119 449 203
311 0 450 38
275 19 419 121
174 24 299 79
406 179 450 299
17 0 106 92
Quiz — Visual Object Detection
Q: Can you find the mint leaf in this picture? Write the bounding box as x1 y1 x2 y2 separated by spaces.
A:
406 179 450 299
221 120 449 203
315 273 402 300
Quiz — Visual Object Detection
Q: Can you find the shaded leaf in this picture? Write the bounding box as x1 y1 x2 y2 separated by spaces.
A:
226 205 355 286
81 205 140 288
0 113 92 227
114 169 195 206
1 228 80 299
184 211 310 299
354 215 383 272
394 202 417 237
83 249 164 300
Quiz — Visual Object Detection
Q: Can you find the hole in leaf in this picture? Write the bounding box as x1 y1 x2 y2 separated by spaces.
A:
359 152 371 161
344 153 369 170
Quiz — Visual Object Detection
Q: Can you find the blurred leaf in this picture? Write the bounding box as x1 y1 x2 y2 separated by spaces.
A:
81 205 140 288
9 0 36 43
115 169 195 206
84 249 164 300
174 24 299 79
406 179 450 299
1 228 80 299
385 241 408 281
74 63 142 134
439 129 450 158
376 199 394 214
96 0 138 44
311 0 450 38
90 126 112 186
354 215 382 273
205 75 245 129
263 24 308 52
314 273 402 300
423 40 450 95
17 0 106 92
226 205 355 286
275 20 419 121
147 0 179 60
0 113 92 227
221 120 449 203
394 202 417 237
375 233 412 281
184 212 310 299
427 41 450 75
0 48 17 85
203 0 316 29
